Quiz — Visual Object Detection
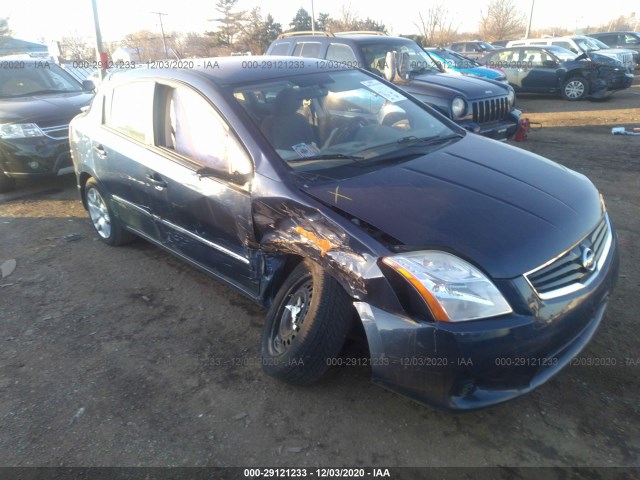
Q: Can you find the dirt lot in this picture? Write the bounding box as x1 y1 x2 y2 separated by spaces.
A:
1 78 639 471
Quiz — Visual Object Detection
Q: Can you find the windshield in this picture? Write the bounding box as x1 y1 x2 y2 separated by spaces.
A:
575 38 601 52
0 62 83 98
589 37 611 50
360 41 440 74
546 46 578 61
232 70 456 174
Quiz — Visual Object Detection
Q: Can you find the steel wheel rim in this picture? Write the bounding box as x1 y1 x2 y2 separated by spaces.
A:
565 80 585 99
86 187 112 239
269 276 313 356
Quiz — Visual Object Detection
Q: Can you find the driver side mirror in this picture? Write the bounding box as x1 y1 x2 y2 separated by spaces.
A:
82 79 96 91
542 60 558 68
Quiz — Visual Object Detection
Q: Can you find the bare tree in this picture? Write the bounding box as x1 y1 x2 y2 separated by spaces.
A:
325 5 385 33
179 32 217 58
479 0 526 42
120 30 166 61
414 4 457 47
58 35 94 61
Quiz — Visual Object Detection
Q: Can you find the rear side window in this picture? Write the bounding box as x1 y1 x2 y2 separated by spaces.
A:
326 44 357 63
269 43 291 55
623 33 640 45
292 42 322 58
105 81 154 143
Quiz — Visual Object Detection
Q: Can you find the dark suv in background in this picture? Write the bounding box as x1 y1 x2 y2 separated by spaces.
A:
588 31 640 67
0 60 94 192
267 32 520 141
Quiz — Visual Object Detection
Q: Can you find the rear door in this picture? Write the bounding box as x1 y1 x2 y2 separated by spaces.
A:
96 80 160 239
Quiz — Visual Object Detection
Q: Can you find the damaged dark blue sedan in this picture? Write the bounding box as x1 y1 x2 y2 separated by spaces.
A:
69 57 619 410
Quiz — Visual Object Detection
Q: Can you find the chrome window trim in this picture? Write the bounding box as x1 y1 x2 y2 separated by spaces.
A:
41 124 69 139
112 194 250 265
523 215 613 300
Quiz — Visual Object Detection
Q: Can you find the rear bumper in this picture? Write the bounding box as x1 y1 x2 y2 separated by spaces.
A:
0 136 73 178
355 230 619 411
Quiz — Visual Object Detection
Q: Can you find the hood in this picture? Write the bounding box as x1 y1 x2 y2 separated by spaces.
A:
406 72 509 100
0 91 93 127
460 66 506 81
301 134 603 279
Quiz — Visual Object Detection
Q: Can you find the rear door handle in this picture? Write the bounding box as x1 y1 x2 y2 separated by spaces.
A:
146 173 168 190
93 145 107 159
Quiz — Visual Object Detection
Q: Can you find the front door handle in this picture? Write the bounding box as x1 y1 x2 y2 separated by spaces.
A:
146 174 168 190
93 145 107 159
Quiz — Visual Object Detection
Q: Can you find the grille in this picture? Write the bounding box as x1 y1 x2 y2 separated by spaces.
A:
525 216 611 299
471 96 509 124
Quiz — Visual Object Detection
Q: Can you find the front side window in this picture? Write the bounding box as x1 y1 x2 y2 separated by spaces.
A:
159 85 251 177
105 81 154 143
623 34 640 45
360 42 439 74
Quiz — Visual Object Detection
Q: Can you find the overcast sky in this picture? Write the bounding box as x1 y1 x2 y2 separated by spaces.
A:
5 0 637 44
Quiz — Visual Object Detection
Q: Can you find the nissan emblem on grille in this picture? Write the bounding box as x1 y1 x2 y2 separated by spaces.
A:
582 247 596 272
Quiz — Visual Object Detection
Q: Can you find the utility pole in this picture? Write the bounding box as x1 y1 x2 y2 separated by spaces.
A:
151 11 169 59
311 0 316 34
90 0 107 80
525 0 535 39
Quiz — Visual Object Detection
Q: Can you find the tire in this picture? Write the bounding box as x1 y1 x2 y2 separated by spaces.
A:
0 173 16 193
84 178 135 246
561 77 588 101
261 259 353 385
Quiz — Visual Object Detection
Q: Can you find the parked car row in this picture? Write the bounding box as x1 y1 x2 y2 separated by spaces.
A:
68 57 619 410
478 45 633 100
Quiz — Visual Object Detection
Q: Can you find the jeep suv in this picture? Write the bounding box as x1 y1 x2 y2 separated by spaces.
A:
587 32 640 67
267 32 520 141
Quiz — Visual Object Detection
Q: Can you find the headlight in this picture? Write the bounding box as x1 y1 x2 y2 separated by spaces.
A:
0 123 45 139
382 251 512 322
507 87 515 106
451 96 466 118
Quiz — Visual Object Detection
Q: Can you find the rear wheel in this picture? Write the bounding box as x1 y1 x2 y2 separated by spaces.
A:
84 178 135 246
561 77 588 100
0 173 16 193
261 259 353 385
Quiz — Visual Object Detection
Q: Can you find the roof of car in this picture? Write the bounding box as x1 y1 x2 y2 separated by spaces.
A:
104 56 360 86
274 33 415 44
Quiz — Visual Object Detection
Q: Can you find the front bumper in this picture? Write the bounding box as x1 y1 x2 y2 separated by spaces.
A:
0 136 73 178
591 71 634 98
355 230 619 411
460 109 520 141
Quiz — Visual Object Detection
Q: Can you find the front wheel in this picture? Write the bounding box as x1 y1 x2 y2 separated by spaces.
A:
84 178 135 246
561 77 588 101
261 259 353 385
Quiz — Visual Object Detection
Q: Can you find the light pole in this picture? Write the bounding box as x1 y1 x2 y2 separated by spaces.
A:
152 11 169 59
311 0 316 34
90 0 107 80
525 0 535 39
